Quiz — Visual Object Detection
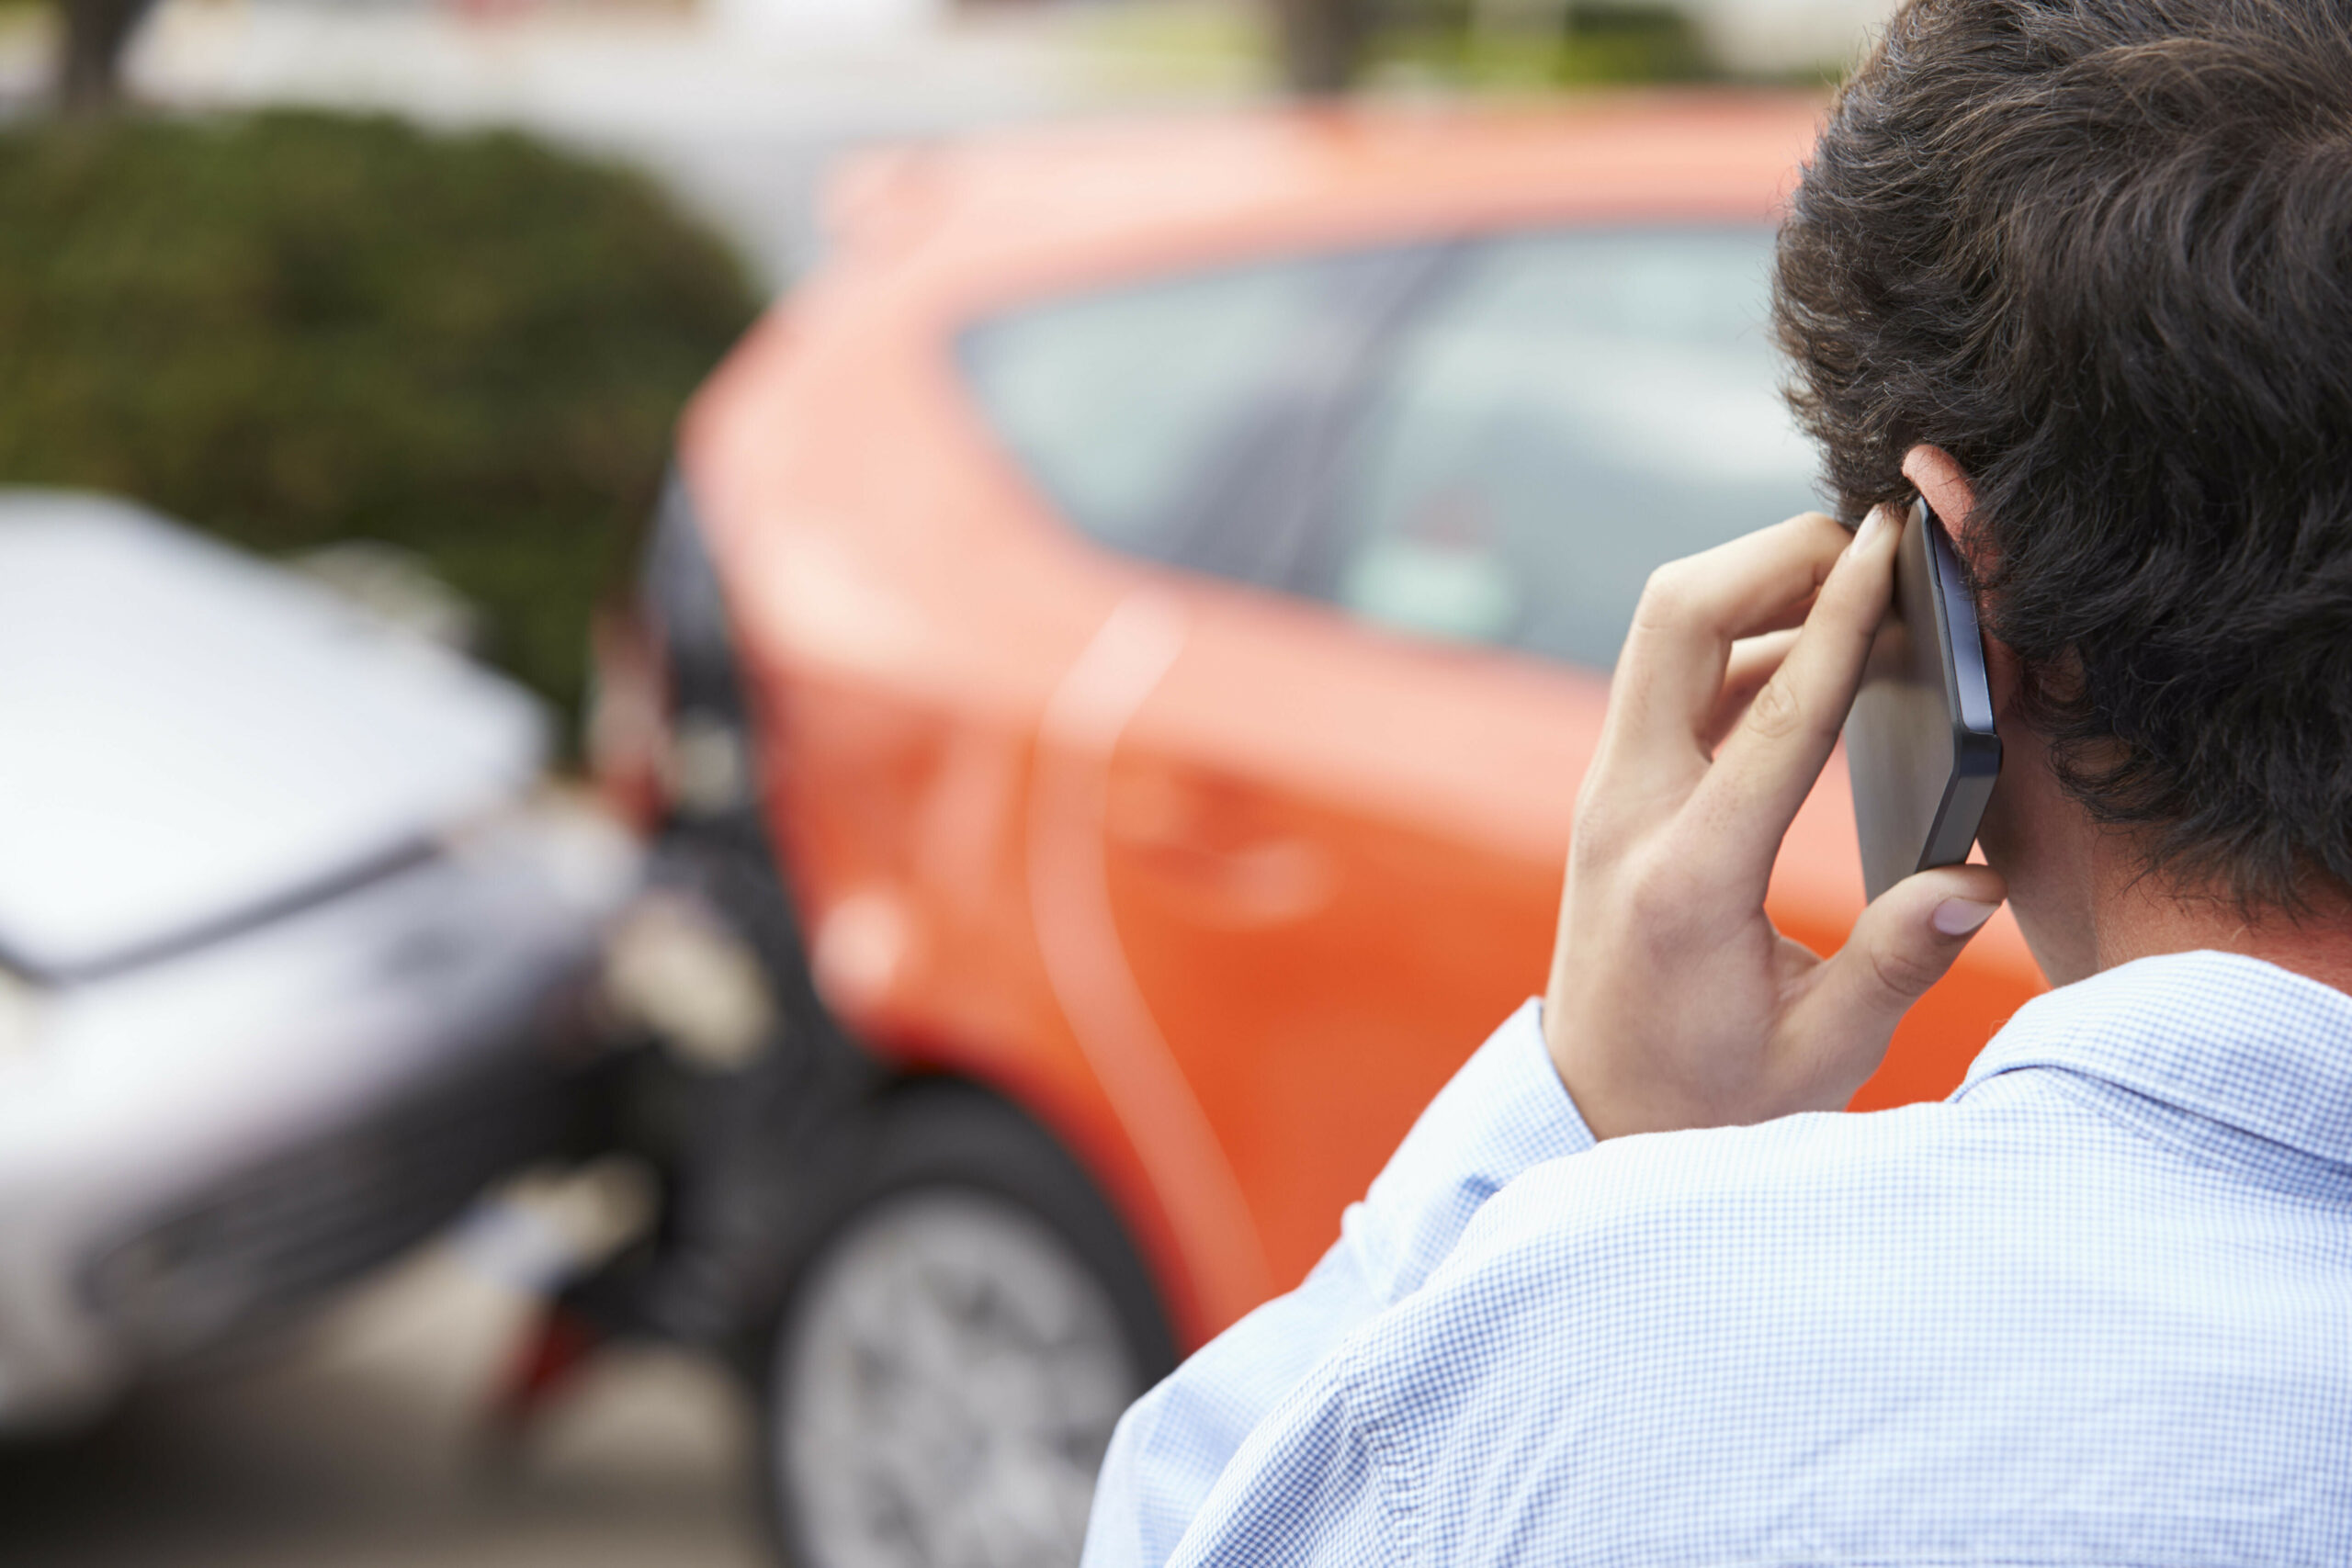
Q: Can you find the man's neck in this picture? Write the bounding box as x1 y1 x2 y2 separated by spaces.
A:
2096 859 2352 998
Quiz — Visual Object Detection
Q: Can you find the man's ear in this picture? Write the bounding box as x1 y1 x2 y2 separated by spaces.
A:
1900 444 2020 713
1901 445 1978 555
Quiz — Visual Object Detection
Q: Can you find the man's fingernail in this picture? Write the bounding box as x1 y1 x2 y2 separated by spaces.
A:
1931 897 1999 937
1853 503 1896 550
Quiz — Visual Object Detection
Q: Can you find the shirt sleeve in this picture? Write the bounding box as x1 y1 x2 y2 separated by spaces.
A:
1166 1353 1398 1568
1082 998 1593 1568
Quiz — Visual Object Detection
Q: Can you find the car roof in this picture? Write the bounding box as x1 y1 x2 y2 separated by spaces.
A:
823 95 1826 297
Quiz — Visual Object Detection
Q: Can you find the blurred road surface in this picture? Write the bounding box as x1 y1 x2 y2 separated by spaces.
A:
0 1245 767 1568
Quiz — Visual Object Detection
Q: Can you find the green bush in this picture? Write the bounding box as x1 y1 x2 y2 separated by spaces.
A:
1372 1 1713 87
0 108 762 726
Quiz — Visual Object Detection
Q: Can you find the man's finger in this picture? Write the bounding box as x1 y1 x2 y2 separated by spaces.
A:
1794 863 2008 1081
1685 503 1903 888
1703 629 1802 751
1598 511 1854 788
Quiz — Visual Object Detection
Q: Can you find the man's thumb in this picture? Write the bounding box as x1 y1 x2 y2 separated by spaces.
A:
1815 863 2008 1042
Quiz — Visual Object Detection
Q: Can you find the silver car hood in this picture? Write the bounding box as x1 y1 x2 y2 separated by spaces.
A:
0 492 547 979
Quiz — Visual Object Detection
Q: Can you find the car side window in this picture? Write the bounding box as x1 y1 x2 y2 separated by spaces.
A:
958 252 1425 573
1297 227 1823 669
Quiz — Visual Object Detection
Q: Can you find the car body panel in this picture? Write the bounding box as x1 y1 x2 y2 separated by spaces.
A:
0 492 545 979
0 493 640 1429
662 101 2051 1345
0 803 636 1428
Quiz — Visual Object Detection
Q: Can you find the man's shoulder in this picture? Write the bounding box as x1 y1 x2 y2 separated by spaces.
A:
1319 1083 2146 1521
1338 1079 2115 1403
1302 1053 2347 1566
1487 1079 2064 1248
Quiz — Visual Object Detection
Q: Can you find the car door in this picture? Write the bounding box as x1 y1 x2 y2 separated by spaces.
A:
965 218 2038 1334
1067 224 1823 1300
963 246 1469 1317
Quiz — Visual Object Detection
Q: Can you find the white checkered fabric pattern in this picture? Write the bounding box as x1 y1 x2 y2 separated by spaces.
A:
1082 952 2352 1567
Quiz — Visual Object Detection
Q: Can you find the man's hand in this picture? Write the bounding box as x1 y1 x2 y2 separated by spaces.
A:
1545 506 2007 1140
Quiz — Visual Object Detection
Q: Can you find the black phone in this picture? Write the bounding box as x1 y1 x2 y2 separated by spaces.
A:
1842 496 2002 902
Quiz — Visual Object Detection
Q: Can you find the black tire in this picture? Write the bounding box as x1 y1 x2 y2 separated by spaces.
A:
758 1080 1176 1568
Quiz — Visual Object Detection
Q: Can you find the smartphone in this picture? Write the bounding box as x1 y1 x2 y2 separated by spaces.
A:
1843 497 2002 902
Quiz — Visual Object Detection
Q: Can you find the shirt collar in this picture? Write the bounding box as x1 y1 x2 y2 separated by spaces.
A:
1960 949 2352 1168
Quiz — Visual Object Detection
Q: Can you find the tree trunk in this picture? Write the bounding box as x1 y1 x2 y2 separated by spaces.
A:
1271 0 1370 96
56 0 156 114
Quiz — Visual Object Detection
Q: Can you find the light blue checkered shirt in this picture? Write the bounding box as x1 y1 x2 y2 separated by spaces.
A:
1083 951 2352 1567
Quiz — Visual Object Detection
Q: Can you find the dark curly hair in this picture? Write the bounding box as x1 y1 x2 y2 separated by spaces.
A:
1775 0 2352 908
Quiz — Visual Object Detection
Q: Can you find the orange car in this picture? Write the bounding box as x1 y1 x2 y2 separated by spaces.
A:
590 97 2048 1568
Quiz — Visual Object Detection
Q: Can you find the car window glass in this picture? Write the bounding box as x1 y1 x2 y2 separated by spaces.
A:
1309 227 1822 669
959 257 1369 566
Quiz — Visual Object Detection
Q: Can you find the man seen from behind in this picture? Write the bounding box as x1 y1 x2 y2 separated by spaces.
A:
1082 0 2352 1562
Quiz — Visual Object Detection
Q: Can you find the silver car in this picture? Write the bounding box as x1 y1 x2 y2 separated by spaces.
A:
0 491 639 1430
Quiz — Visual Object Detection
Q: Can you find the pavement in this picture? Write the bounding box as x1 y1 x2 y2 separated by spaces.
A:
0 1242 767 1568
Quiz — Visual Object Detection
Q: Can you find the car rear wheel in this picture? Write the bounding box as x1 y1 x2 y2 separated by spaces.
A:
763 1085 1174 1568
